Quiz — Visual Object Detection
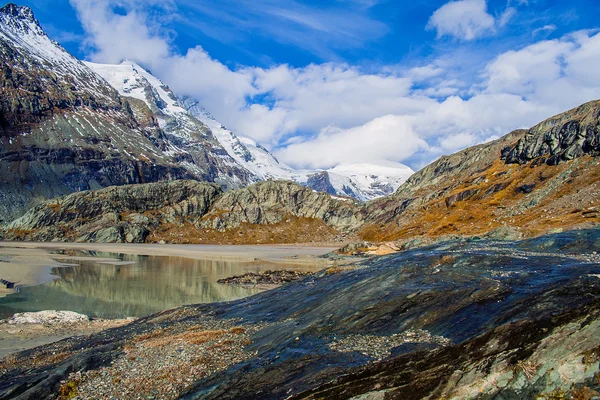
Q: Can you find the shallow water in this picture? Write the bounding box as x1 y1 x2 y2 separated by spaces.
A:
0 251 324 319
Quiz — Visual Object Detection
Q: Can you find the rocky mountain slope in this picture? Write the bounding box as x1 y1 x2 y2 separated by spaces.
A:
359 100 600 245
2 228 599 399
0 4 267 224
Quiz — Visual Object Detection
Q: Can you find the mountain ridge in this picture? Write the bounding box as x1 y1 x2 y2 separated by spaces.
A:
4 99 600 245
86 59 415 201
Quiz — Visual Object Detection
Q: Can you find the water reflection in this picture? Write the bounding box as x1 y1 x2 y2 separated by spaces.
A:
0 253 318 319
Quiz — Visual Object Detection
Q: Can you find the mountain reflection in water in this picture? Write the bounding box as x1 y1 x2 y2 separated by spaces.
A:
0 253 319 319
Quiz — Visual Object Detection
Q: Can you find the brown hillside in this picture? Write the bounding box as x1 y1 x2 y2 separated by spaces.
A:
359 100 600 243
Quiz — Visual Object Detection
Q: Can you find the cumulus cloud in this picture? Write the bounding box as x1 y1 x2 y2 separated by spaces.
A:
68 0 600 171
427 0 496 40
276 115 428 169
71 0 173 63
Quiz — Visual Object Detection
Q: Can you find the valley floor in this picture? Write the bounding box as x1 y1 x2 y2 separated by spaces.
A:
1 229 600 399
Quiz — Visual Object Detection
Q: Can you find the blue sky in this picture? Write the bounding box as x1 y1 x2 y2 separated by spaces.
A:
14 0 600 169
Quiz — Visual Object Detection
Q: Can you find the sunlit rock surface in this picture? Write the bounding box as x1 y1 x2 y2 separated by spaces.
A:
1 229 599 399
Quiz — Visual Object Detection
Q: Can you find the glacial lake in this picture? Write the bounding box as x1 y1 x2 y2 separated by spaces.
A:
0 249 331 320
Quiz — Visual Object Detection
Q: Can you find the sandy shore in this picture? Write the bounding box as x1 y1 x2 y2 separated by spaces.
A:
0 241 339 261
0 242 340 298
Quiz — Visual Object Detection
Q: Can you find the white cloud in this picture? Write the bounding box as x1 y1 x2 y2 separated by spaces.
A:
68 0 600 171
71 0 173 63
275 115 428 169
484 39 574 96
427 0 521 41
498 7 516 27
427 0 496 40
439 132 476 151
532 24 557 37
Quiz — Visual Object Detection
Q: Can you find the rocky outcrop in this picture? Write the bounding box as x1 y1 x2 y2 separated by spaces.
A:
4 311 89 325
217 270 312 287
503 100 600 165
5 180 222 243
200 180 364 233
3 180 364 243
304 171 338 196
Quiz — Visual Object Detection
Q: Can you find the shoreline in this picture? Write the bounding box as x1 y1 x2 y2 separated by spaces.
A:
0 242 343 299
0 241 341 263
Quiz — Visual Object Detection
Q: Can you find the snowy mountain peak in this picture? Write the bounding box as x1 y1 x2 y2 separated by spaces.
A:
0 4 117 104
86 61 186 118
86 61 415 201
327 162 414 200
1 4 56 50
1 4 37 25
86 60 258 187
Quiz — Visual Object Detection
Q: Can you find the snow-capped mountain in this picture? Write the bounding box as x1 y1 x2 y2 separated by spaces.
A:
87 60 414 201
327 162 415 200
183 101 414 200
0 4 256 221
85 61 257 187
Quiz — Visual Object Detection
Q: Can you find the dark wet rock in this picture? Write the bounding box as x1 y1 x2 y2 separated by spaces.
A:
217 270 312 287
2 229 600 399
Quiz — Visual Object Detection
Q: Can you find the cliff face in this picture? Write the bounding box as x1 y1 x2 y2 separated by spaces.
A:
200 180 363 233
359 100 600 244
503 100 600 165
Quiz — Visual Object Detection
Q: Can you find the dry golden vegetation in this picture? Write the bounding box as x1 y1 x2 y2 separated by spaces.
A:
148 215 339 244
359 156 600 242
